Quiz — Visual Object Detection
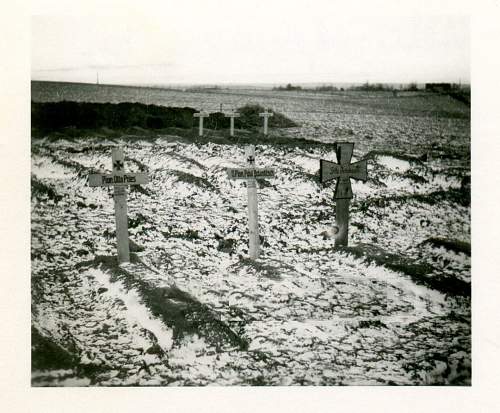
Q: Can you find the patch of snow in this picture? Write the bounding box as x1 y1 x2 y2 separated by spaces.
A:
32 156 77 180
377 155 412 172
87 267 174 350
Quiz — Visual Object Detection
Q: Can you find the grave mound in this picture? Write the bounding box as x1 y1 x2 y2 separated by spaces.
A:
236 104 298 128
31 101 297 135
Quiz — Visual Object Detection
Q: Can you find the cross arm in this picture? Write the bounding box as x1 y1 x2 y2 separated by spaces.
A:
320 159 367 183
320 158 368 199
345 159 368 181
320 159 341 183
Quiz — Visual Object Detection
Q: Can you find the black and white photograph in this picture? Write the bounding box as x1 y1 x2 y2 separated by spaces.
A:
3 0 500 409
28 6 474 387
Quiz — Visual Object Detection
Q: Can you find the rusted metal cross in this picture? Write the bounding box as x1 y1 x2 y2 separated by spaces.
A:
320 142 368 246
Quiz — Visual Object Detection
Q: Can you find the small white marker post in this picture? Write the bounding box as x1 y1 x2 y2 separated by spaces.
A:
259 109 273 135
224 110 240 137
226 145 275 259
88 147 149 263
320 142 368 247
193 111 209 136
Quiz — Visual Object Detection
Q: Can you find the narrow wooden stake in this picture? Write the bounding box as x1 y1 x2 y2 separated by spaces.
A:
335 198 350 247
226 147 275 259
112 147 130 263
224 111 240 137
259 109 273 135
246 145 259 259
89 147 149 264
194 112 209 137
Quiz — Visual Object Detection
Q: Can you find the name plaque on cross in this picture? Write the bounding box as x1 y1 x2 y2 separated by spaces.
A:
88 147 150 263
226 145 275 259
89 173 149 186
320 142 368 246
226 168 275 180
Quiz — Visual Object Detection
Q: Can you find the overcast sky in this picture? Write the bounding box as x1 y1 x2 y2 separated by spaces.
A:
31 4 469 85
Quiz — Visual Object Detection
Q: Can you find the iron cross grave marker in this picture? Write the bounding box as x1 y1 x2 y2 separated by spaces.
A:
88 147 149 263
226 145 275 259
320 142 368 247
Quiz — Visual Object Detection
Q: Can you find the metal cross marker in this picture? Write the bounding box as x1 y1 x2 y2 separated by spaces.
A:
224 110 240 136
226 145 275 259
193 111 210 136
88 147 149 263
320 142 368 247
259 109 274 135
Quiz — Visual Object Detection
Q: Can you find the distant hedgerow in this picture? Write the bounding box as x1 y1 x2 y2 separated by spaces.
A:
31 101 298 133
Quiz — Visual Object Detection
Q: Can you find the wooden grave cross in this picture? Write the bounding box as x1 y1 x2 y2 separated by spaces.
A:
320 142 368 247
226 145 275 259
193 110 210 136
88 147 149 263
259 109 273 135
224 110 240 136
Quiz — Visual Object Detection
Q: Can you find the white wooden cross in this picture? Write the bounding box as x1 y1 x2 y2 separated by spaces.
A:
320 142 367 247
88 147 149 263
224 110 240 136
259 109 273 135
226 145 275 259
193 111 210 136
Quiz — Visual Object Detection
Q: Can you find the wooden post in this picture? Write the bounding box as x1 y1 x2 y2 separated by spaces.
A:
224 111 240 137
319 142 368 247
335 199 350 247
112 147 130 263
194 111 209 137
259 109 274 135
226 146 275 259
88 147 150 264
246 145 259 259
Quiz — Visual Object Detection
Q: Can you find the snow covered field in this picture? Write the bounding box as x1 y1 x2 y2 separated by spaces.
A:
31 83 470 386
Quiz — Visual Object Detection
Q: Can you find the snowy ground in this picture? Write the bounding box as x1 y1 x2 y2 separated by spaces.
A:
31 134 470 386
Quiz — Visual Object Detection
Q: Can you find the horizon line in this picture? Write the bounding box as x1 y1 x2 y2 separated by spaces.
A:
31 79 471 88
